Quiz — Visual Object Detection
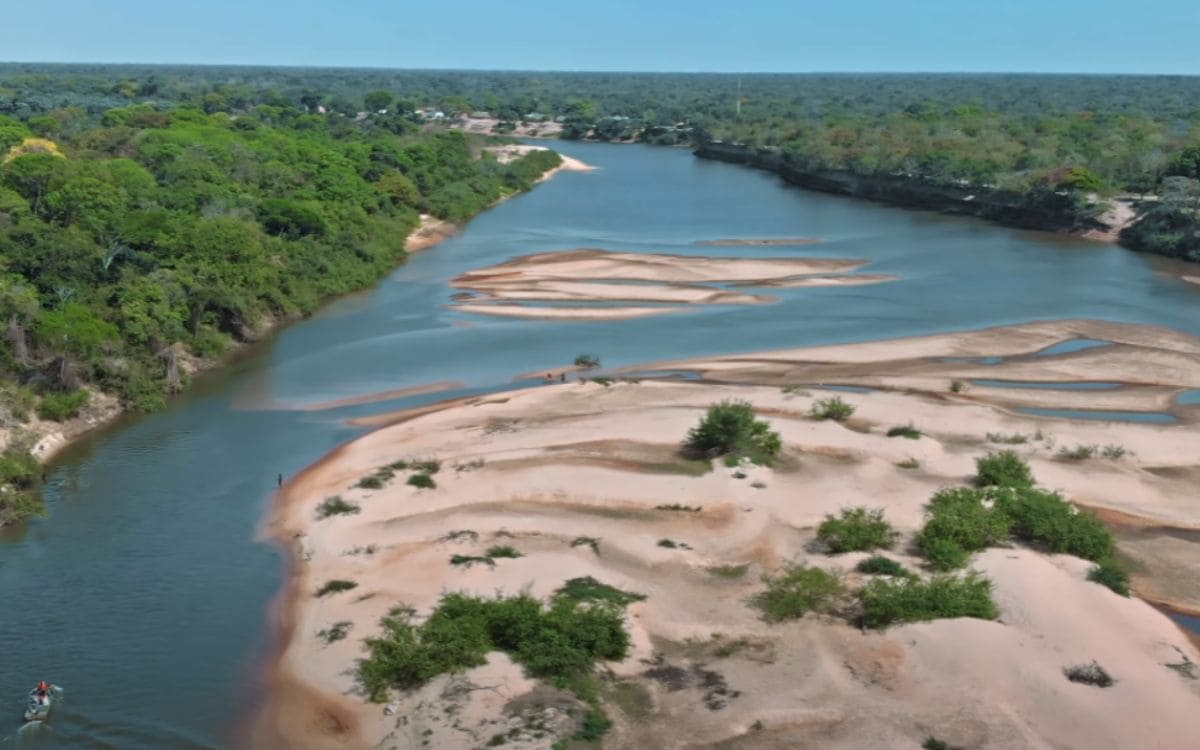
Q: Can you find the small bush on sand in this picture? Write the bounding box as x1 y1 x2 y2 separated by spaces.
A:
316 579 359 597
554 576 645 606
450 554 495 568
485 545 523 559
915 487 1012 569
37 389 89 421
974 450 1034 488
407 473 436 489
896 458 921 469
1064 661 1115 688
1087 557 1131 596
317 621 353 644
755 563 844 622
316 496 360 519
357 475 385 490
1102 444 1127 459
886 424 922 439
817 507 898 553
809 396 855 422
986 432 1028 444
571 536 600 553
950 380 967 393
993 487 1114 562
923 739 962 750
685 400 781 463
655 503 701 512
410 459 441 475
708 564 750 579
1056 444 1097 461
855 556 911 578
860 571 998 628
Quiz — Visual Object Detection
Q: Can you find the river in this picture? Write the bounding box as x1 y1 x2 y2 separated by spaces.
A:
2 141 1198 749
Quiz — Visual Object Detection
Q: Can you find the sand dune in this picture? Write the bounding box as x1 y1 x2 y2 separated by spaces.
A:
258 320 1200 750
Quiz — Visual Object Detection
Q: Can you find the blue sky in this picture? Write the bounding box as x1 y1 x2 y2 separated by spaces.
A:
2 0 1197 74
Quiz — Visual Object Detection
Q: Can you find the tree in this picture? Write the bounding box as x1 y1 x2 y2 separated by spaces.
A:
35 302 119 387
0 275 40 365
364 91 393 113
1166 146 1200 181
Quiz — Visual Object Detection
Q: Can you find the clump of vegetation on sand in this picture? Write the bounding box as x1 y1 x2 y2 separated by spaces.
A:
855 556 912 578
859 571 998 628
817 507 899 553
809 396 855 422
974 450 1034 488
684 399 781 464
316 495 359 519
754 562 845 621
886 424 922 439
316 579 359 597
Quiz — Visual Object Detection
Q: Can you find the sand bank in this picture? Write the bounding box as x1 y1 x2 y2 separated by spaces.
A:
258 319 1200 750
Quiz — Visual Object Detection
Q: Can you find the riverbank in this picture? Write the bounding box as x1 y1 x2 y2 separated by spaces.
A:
259 319 1200 750
0 150 584 529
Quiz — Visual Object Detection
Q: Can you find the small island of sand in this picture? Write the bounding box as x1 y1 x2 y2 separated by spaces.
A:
255 319 1200 750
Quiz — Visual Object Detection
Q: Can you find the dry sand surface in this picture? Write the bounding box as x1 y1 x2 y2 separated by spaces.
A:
450 249 894 320
257 319 1200 750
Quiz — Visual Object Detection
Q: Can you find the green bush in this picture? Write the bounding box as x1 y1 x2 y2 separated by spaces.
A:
1087 557 1130 596
915 487 1012 568
886 424 921 439
407 473 436 489
359 592 632 702
37 389 90 421
860 571 999 628
316 495 360 519
554 576 645 606
974 450 1034 488
986 432 1028 444
855 555 911 577
1056 444 1097 461
993 487 1114 561
357 475 385 490
684 400 781 463
316 579 359 597
755 563 844 622
485 545 523 559
809 396 855 422
817 507 898 553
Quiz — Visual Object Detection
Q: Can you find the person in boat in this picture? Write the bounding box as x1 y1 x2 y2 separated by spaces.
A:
35 681 50 702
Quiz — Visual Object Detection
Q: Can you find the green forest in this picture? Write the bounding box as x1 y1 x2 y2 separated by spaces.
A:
0 83 560 524
3 65 1196 259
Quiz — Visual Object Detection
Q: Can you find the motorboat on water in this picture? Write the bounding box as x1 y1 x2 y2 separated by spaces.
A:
23 685 56 722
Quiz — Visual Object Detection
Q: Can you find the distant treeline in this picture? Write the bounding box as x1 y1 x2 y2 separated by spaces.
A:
2 65 1196 260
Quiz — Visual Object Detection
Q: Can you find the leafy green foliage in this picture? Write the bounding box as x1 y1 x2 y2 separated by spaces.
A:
974 450 1034 488
1088 557 1131 597
915 487 1012 570
316 495 360 519
316 579 359 597
485 545 522 559
0 445 43 526
755 563 844 622
573 353 600 368
855 556 911 578
36 388 89 421
809 397 855 422
553 577 646 607
993 487 1114 561
886 424 921 439
1064 661 1115 687
860 571 999 628
358 592 632 702
684 400 781 463
817 507 898 553
407 473 436 489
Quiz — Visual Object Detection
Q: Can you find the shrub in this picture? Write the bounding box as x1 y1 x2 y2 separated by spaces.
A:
923 739 962 750
591 377 614 386
316 579 358 597
860 571 999 628
974 450 1034 488
708 564 750 579
655 503 701 512
317 621 353 644
1056 444 1097 461
915 487 1012 567
570 536 600 553
809 396 855 422
684 400 781 463
817 507 898 553
1102 444 1127 459
1064 661 1115 687
410 459 441 475
855 556 911 577
886 424 921 439
357 475 385 490
993 487 1114 561
554 576 645 606
37 389 90 421
316 495 360 519
574 354 601 368
896 458 921 469
1087 557 1130 596
755 563 844 622
407 473 436 489
657 538 680 549
986 432 1028 444
485 545 523 559
950 380 966 393
450 554 495 567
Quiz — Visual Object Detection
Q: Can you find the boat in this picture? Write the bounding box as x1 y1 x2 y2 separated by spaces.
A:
23 686 54 722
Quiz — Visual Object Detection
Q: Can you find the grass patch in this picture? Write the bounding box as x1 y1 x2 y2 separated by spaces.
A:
886 424 921 439
411 459 441 475
655 503 701 512
896 458 921 470
708 563 750 579
591 377 614 387
1166 653 1198 679
817 507 898 553
316 495 360 519
755 563 844 622
685 399 781 464
809 396 855 422
859 571 998 628
915 487 1012 570
357 474 386 490
37 389 89 421
1087 557 1130 596
781 385 811 397
407 473 436 489
855 555 911 578
317 621 353 644
974 450 1034 488
1102 444 1127 459
485 545 523 559
986 432 1028 444
554 576 645 607
316 579 359 597
358 592 633 702
450 554 495 568
441 529 479 542
1064 661 1115 687
1056 444 1097 461
570 536 600 553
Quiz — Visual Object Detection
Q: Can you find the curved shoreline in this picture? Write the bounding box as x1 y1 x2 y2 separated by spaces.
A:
257 318 1200 750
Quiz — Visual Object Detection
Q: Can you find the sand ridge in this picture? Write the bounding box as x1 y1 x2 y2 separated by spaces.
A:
255 319 1200 750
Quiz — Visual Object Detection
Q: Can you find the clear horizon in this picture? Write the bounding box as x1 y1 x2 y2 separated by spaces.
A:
2 0 1196 75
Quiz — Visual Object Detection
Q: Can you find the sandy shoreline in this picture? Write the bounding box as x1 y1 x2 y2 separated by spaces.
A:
257 318 1200 750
